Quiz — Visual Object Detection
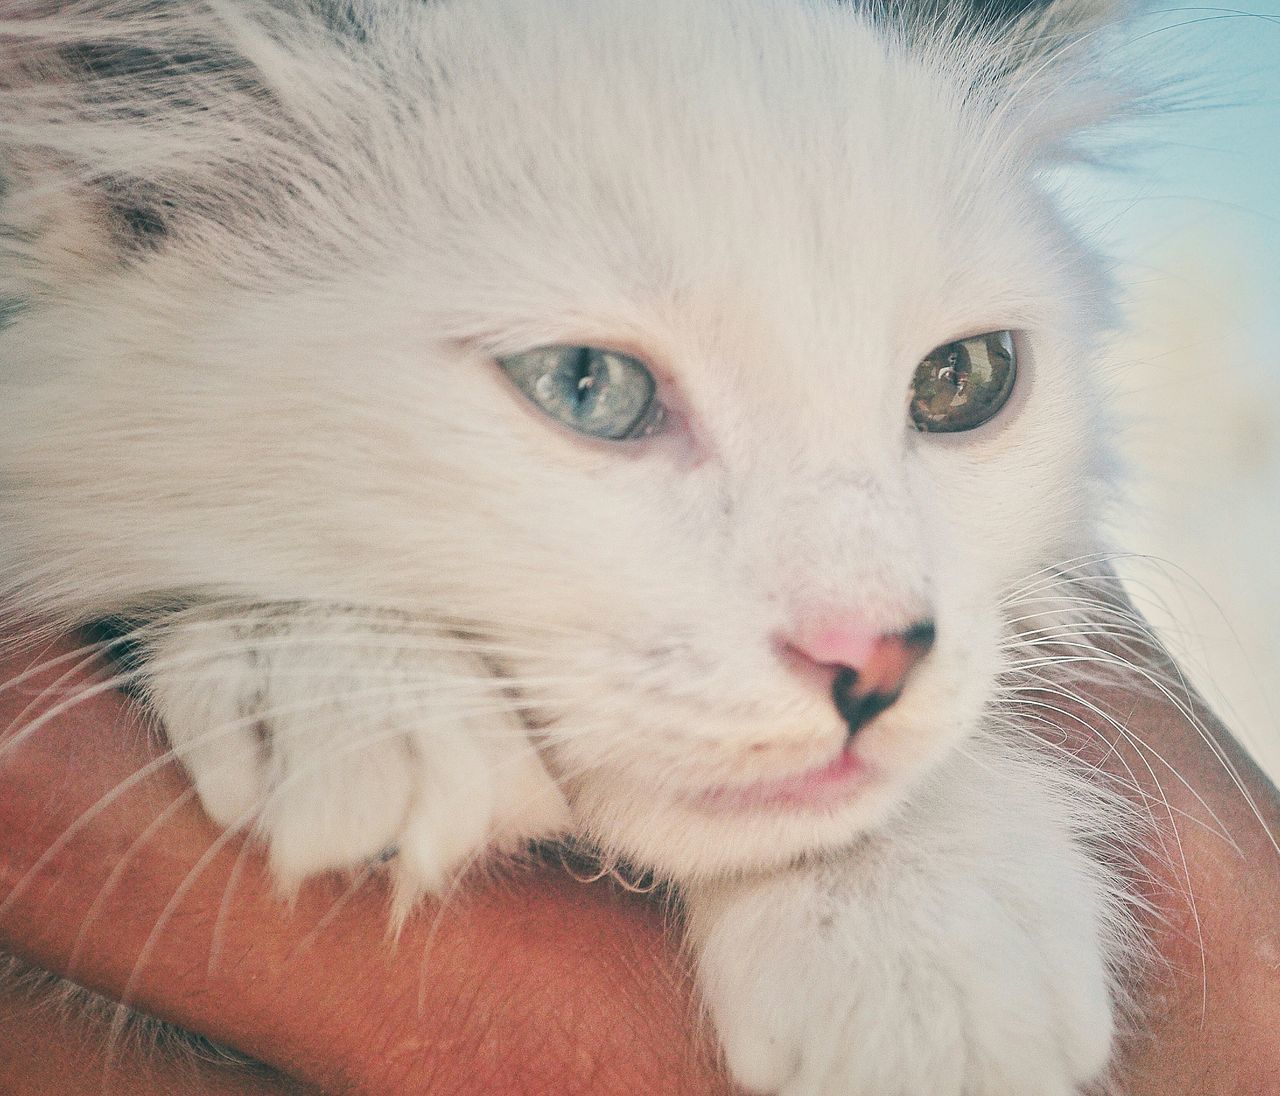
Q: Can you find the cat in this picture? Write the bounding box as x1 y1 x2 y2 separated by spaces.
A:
0 0 1150 1091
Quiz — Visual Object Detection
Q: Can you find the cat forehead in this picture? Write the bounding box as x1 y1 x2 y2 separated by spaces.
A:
401 0 1065 343
322 0 1088 459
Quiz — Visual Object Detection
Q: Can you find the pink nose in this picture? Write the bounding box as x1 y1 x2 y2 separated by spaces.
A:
778 620 936 735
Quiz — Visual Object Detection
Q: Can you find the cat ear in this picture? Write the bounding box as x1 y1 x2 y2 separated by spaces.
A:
888 0 1136 79
923 0 1140 151
1000 0 1137 144
890 0 1130 39
967 0 1127 36
982 0 1133 66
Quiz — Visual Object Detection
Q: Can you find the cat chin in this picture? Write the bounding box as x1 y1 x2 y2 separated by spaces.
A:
553 644 993 878
569 765 920 880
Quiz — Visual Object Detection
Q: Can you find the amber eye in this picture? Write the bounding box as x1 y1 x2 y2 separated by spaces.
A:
909 330 1016 433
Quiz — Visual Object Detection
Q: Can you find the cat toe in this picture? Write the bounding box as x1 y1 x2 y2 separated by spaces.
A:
256 731 419 892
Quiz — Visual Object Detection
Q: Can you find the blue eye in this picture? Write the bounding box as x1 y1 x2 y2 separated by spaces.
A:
497 346 663 440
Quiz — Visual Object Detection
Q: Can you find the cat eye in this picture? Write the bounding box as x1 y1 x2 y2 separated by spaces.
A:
497 345 663 441
909 330 1016 433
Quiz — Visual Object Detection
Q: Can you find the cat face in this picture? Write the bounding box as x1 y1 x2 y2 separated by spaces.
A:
0 0 1120 876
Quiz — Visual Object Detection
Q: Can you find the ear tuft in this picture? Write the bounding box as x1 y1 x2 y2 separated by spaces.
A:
883 0 1130 36
969 0 1127 31
1003 0 1133 59
875 0 1141 155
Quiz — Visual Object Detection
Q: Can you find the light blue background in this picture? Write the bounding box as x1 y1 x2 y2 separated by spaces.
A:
1073 2 1279 767
1089 2 1279 337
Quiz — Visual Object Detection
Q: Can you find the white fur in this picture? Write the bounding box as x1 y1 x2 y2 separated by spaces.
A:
144 604 571 903
687 737 1132 1095
0 1 1146 1092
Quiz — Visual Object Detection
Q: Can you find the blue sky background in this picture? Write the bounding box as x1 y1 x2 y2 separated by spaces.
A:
1068 3 1280 768
1091 2 1279 334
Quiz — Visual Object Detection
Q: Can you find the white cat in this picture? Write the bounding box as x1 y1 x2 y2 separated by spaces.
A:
0 1 1148 1091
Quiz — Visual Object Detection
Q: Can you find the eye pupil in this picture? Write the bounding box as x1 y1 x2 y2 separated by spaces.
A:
572 350 597 406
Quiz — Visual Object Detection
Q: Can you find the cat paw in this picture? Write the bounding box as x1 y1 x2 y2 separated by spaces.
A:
687 754 1121 1096
144 609 571 900
698 874 1111 1095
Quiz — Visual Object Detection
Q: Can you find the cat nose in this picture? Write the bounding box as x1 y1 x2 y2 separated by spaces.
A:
776 620 936 736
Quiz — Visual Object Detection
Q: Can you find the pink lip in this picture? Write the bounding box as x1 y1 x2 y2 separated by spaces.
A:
695 747 869 812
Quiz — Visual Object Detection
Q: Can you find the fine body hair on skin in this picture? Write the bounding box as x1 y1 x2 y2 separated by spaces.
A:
0 951 272 1080
0 1 1179 1091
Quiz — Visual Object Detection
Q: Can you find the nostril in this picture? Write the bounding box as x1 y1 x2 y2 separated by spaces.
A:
832 666 898 736
831 619 937 736
776 617 938 735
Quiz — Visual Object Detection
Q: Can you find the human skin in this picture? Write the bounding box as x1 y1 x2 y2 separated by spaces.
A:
0 625 1277 1095
0 632 729 1095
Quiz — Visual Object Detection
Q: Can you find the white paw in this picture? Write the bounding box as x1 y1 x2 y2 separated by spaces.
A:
144 608 571 901
687 748 1124 1096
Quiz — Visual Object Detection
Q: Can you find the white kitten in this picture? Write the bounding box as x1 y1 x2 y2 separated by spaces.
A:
0 1 1148 1091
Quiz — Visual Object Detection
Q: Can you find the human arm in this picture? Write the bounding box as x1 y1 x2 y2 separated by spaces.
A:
1027 620 1280 1095
0 632 729 1095
1 620 1278 1094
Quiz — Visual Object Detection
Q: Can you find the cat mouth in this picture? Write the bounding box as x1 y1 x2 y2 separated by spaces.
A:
689 746 872 814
